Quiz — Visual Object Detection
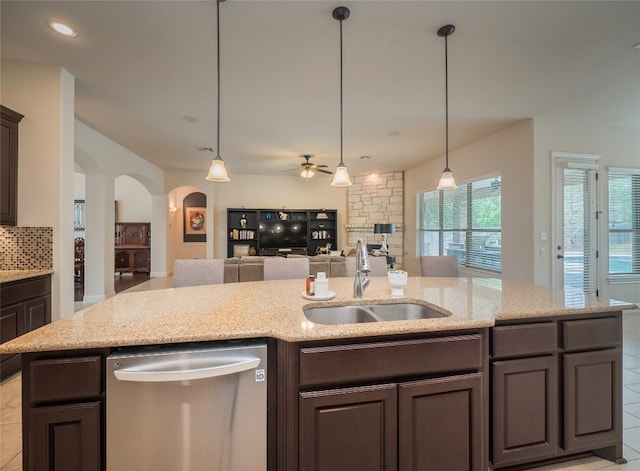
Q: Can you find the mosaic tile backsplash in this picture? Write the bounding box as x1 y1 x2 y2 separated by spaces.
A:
0 226 53 270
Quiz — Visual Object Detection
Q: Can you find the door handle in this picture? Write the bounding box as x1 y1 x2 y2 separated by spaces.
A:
557 255 564 259
113 357 261 382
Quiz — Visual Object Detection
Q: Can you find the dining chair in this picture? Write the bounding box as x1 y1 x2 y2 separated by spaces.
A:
420 255 460 277
173 259 225 287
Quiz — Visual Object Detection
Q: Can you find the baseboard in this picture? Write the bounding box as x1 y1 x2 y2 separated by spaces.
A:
150 271 167 277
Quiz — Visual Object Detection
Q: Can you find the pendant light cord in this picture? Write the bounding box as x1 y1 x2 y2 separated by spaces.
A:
216 0 221 159
339 17 344 166
444 33 449 170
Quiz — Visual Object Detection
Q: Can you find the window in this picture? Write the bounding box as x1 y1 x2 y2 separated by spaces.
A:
417 175 501 272
608 168 640 276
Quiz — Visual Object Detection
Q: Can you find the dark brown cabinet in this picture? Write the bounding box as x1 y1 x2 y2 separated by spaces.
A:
490 314 623 469
114 222 150 273
300 384 398 471
226 208 338 258
1 105 24 226
22 350 108 471
0 275 51 379
291 332 487 471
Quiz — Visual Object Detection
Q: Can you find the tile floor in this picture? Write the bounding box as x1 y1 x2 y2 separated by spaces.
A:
1 309 640 470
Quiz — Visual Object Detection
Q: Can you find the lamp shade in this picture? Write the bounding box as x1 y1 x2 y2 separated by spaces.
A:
374 223 395 234
205 156 230 182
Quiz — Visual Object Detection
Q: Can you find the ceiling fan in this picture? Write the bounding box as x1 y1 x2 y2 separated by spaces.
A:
285 154 333 179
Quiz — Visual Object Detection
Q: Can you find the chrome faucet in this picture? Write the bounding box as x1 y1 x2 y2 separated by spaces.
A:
353 238 371 299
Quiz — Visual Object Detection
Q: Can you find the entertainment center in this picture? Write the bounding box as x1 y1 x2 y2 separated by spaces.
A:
226 208 337 258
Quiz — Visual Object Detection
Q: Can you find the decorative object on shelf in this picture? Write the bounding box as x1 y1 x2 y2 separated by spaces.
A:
233 244 250 257
387 269 408 296
239 214 248 228
316 209 329 220
279 208 289 221
330 6 353 187
436 24 458 190
374 223 395 255
185 207 206 235
205 0 231 182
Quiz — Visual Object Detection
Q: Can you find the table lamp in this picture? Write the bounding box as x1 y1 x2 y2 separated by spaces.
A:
373 223 395 255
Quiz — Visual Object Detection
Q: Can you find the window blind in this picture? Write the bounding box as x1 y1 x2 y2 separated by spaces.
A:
417 175 501 273
608 169 640 276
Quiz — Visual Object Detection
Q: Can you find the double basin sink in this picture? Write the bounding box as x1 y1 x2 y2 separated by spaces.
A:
303 302 448 325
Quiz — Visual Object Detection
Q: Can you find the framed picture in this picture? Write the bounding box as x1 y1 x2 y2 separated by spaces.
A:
184 207 207 242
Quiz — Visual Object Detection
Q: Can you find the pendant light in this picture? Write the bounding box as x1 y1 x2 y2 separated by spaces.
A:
436 24 457 190
330 6 353 187
206 0 230 182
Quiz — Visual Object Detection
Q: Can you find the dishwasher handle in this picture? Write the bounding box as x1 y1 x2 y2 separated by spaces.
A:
113 357 261 383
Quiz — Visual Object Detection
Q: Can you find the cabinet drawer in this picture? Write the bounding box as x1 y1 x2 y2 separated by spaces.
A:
492 322 557 358
562 316 621 351
299 334 483 388
29 356 102 404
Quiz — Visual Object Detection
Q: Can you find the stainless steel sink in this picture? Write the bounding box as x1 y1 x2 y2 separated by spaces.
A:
303 305 378 325
303 302 448 325
368 303 447 321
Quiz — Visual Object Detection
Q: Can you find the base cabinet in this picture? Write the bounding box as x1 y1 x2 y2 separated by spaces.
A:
22 350 108 471
0 276 51 380
292 332 487 471
490 314 623 469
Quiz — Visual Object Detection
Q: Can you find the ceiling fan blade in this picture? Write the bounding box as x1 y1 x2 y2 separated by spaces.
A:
316 168 333 175
314 164 329 168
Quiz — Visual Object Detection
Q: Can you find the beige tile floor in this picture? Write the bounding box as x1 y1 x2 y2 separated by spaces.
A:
1 309 639 470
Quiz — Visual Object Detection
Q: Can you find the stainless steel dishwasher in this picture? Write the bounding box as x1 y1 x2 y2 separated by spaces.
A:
106 341 267 471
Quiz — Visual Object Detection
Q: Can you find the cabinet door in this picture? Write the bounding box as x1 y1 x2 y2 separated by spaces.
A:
133 249 150 271
115 250 131 270
299 383 397 471
399 373 483 471
1 106 22 226
1 303 24 378
492 356 558 467
23 294 51 333
28 402 101 471
563 348 622 451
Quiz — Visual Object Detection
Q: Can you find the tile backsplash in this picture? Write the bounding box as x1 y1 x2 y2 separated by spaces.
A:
0 226 53 270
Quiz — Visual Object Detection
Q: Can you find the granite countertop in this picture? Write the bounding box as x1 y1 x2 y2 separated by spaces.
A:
0 276 636 354
0 269 53 284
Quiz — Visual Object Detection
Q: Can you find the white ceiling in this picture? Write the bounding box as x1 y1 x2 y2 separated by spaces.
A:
2 1 639 177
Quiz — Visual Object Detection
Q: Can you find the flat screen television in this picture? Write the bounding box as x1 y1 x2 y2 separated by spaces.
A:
259 221 307 249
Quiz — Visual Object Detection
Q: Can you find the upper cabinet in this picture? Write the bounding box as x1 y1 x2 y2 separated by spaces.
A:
1 105 24 226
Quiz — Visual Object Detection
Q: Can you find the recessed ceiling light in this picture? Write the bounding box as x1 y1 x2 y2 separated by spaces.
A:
49 22 76 38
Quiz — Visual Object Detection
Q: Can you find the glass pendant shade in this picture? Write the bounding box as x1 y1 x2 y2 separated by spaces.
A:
436 168 457 190
331 163 352 187
205 156 230 182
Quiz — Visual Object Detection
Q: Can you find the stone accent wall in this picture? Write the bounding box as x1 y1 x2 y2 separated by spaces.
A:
347 172 404 268
0 226 53 270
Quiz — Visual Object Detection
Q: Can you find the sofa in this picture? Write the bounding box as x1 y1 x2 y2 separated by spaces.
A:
221 254 388 283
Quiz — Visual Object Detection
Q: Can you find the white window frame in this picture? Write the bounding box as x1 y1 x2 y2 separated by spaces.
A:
416 174 502 274
607 166 640 283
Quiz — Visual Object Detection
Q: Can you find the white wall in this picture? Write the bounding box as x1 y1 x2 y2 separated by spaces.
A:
115 175 152 222
405 120 535 281
165 171 348 268
1 60 75 320
533 117 640 304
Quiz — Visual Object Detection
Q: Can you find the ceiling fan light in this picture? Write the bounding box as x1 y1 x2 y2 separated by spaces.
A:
331 163 352 187
205 156 230 182
301 167 315 179
436 168 457 190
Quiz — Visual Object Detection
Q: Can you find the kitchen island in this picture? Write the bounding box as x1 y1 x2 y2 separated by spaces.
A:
1 276 636 471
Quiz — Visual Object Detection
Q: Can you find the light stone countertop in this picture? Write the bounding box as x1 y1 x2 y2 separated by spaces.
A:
0 276 636 354
0 269 53 284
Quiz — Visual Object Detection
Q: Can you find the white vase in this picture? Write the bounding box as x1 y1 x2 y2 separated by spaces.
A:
387 270 408 296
